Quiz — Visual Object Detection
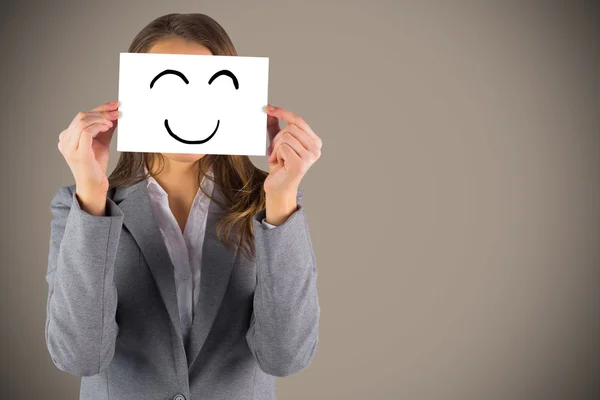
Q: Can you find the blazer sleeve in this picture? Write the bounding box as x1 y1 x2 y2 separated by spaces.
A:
246 188 321 377
45 185 124 377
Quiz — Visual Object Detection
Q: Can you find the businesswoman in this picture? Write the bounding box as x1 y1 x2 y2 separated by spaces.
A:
45 13 321 400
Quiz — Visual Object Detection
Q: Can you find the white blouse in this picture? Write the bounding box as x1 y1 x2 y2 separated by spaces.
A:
143 166 276 344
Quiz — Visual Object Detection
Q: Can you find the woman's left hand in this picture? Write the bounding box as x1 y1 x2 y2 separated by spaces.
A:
263 105 322 196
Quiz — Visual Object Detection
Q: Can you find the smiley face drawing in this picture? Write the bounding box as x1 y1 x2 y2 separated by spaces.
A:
117 53 268 156
149 68 239 145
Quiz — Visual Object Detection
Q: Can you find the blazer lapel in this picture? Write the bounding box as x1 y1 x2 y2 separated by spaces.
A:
113 181 185 347
186 182 239 372
113 177 239 373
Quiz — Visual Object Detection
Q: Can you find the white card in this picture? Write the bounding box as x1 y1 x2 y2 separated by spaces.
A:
117 52 269 155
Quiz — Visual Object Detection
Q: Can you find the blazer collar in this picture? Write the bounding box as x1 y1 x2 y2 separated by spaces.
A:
112 174 239 372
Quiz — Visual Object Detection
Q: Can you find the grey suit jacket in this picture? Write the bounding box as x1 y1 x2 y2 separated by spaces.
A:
45 178 320 400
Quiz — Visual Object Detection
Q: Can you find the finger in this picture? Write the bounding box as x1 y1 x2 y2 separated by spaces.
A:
268 129 307 164
77 122 112 152
71 114 115 131
265 105 316 138
276 142 302 169
68 111 119 145
91 100 119 112
275 124 316 155
268 124 289 157
94 118 118 147
267 114 280 136
266 114 281 155
269 124 312 160
71 110 119 129
268 126 288 159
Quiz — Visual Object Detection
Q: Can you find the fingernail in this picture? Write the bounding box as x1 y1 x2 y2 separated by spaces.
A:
110 110 120 117
266 105 275 112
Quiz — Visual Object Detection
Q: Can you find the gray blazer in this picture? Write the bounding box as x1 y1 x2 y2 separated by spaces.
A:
45 178 320 400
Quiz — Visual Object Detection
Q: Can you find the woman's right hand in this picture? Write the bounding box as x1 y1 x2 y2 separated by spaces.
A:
57 101 120 213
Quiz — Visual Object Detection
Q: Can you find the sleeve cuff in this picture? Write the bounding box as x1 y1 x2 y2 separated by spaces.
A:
253 187 304 230
71 191 124 220
253 203 306 232
261 218 277 229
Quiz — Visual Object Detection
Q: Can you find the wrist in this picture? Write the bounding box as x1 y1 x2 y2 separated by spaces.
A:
265 189 298 226
75 188 108 216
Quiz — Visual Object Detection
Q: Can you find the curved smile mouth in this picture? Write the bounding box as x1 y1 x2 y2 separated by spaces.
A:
164 119 220 144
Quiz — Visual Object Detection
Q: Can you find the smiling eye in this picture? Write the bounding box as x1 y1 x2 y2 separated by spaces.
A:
150 69 189 89
208 69 239 90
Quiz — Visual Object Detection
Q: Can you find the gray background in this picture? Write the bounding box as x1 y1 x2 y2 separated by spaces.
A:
1 0 599 399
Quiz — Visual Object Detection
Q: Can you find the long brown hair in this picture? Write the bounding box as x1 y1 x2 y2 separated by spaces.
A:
108 13 267 261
